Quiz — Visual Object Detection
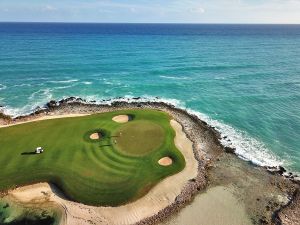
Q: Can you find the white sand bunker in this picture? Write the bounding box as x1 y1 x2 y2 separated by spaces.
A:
158 157 173 166
90 133 101 140
112 115 130 123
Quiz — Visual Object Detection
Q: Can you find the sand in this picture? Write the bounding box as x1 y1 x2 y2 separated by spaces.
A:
90 133 101 140
112 115 129 123
158 157 173 166
162 186 252 225
0 114 90 128
6 119 198 225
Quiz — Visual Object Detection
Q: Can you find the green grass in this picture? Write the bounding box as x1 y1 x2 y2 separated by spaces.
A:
113 120 165 156
0 109 185 206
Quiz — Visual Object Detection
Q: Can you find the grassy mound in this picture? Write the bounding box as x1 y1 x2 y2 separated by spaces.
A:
0 109 185 206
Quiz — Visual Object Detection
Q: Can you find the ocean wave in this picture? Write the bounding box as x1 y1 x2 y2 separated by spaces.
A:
103 81 114 85
13 83 32 87
2 100 46 116
186 109 284 167
49 79 78 84
54 85 74 90
0 84 7 91
28 88 53 100
159 75 189 80
82 81 92 85
25 77 51 81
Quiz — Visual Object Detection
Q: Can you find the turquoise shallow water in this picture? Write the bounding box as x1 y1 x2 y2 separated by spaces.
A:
0 23 299 173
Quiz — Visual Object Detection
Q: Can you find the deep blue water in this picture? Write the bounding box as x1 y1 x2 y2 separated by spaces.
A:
0 23 299 173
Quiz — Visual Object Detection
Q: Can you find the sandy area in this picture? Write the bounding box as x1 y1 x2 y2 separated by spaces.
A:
112 115 129 123
90 133 101 140
162 186 252 225
0 114 90 128
6 119 198 225
158 157 173 166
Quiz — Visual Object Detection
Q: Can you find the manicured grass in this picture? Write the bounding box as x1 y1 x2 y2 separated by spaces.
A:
113 120 165 156
0 109 185 206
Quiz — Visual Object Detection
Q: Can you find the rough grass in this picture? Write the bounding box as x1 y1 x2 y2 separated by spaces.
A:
0 109 185 206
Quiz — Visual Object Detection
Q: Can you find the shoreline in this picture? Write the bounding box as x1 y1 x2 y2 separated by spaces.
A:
1 97 297 180
1 97 299 224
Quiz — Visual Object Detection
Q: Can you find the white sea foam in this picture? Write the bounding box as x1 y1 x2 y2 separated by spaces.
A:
82 81 92 85
10 89 54 115
103 80 114 85
28 89 53 101
49 79 78 84
186 109 284 167
54 85 74 90
13 83 32 87
0 84 7 91
160 75 189 80
90 95 184 108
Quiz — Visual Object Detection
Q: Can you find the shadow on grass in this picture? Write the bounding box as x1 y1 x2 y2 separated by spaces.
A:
99 144 112 147
128 114 135 121
20 151 37 155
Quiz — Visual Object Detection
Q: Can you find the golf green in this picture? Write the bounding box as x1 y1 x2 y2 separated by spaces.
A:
0 109 185 206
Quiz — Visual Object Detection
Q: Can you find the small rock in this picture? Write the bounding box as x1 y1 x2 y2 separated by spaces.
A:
46 100 58 108
224 146 236 154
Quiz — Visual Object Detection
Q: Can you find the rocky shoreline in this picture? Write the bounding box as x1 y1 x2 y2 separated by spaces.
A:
1 97 300 225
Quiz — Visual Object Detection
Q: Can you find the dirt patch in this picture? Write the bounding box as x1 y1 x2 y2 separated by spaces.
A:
112 115 129 123
158 157 173 166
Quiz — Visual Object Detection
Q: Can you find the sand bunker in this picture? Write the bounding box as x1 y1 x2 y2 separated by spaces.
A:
0 113 90 128
112 115 130 123
158 157 173 166
90 133 101 140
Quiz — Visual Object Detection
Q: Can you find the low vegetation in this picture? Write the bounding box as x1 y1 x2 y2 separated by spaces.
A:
0 109 185 206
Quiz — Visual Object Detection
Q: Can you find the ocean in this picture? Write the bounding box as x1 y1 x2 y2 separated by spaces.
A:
0 23 299 173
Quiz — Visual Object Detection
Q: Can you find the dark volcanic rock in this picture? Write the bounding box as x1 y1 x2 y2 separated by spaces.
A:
267 166 287 176
0 112 12 121
46 100 58 108
224 146 236 154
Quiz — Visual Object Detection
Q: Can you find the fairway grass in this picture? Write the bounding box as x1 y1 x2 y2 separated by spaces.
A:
0 109 185 206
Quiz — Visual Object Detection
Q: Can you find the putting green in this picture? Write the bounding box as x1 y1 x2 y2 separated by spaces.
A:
113 120 165 156
0 109 185 206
